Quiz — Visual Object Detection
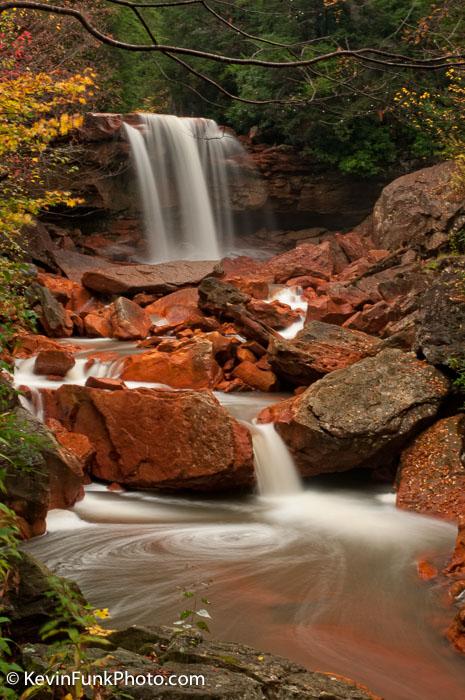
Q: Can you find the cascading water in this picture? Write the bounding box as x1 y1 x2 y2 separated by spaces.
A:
124 114 247 262
252 422 302 496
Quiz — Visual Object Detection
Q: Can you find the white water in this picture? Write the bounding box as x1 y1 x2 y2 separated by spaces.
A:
125 114 248 262
269 285 308 340
252 422 302 496
15 339 465 699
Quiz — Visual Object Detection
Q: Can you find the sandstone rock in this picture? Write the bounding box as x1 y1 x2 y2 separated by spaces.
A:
343 301 399 336
121 337 222 389
268 321 382 386
262 240 341 283
82 307 112 338
226 276 269 299
232 360 277 392
36 272 93 313
247 299 300 330
34 349 75 377
396 415 465 522
42 386 254 491
372 161 465 253
306 296 354 325
13 334 81 359
335 250 390 283
416 258 465 365
335 231 369 261
83 260 219 296
85 377 127 391
144 286 200 323
259 349 449 476
110 297 151 340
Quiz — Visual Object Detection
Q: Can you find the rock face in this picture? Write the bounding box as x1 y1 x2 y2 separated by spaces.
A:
416 258 465 365
259 349 449 476
268 321 382 386
396 415 465 522
371 161 465 253
42 386 254 491
110 297 152 340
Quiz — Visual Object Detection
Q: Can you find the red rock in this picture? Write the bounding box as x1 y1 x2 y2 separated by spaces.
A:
396 415 465 523
107 482 124 492
144 287 206 327
82 259 219 295
286 275 328 290
215 378 249 392
85 377 127 391
110 297 151 340
236 347 257 363
324 282 370 309
36 272 93 313
262 240 339 283
13 334 81 359
34 349 75 377
343 301 399 335
47 418 94 469
83 307 113 338
221 255 264 280
247 299 301 330
42 385 255 491
232 360 277 392
335 231 368 261
226 276 270 299
121 337 222 389
416 559 438 581
335 250 390 283
306 296 354 325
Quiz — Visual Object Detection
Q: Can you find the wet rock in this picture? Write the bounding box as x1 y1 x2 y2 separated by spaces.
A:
259 349 449 477
268 321 382 386
110 297 152 340
396 415 465 522
42 386 254 491
416 258 465 365
144 286 202 325
82 306 113 338
371 161 465 253
247 299 301 330
36 272 93 313
232 360 278 392
335 250 391 283
34 349 75 377
13 334 82 359
85 377 127 391
4 408 84 537
121 337 222 390
343 300 400 336
83 260 219 296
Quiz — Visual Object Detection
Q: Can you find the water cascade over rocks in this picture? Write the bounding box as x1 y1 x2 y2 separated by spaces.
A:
124 114 247 262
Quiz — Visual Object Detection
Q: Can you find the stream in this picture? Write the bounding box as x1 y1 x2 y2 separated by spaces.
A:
20 380 465 700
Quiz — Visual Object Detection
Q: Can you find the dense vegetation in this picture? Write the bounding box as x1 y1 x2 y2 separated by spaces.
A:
105 0 465 176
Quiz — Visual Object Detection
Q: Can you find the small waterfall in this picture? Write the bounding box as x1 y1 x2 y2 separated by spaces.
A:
125 114 247 263
252 422 303 496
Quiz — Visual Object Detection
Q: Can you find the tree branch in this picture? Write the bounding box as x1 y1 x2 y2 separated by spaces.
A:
2 1 465 71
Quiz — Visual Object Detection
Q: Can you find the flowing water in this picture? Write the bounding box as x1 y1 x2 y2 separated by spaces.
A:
19 350 465 699
124 115 249 262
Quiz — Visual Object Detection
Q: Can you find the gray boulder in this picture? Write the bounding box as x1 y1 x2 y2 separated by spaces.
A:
260 349 449 476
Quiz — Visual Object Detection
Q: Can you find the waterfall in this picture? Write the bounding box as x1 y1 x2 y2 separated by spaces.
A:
252 422 303 496
124 114 247 263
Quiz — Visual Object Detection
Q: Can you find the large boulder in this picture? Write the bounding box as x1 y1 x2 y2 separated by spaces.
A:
416 258 465 365
268 321 382 386
41 386 254 491
110 297 152 340
259 349 449 476
396 415 465 522
371 161 465 253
